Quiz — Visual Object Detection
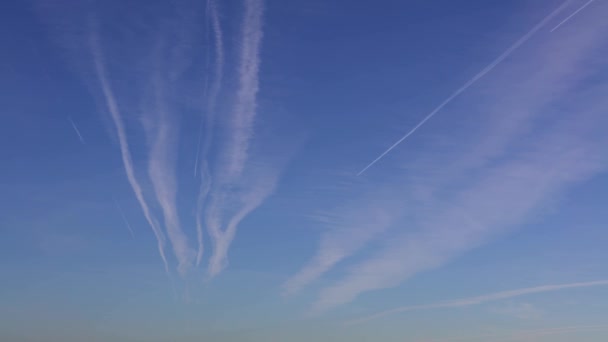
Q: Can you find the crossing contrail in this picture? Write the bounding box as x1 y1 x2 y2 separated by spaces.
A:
551 0 596 32
357 0 573 176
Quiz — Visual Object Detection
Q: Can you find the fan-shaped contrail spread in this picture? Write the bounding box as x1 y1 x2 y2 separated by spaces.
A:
90 30 169 273
68 117 85 144
356 0 573 176
551 0 596 32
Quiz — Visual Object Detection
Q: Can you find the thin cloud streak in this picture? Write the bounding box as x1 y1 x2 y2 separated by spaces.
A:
90 29 169 273
208 169 279 277
68 117 85 144
551 0 596 32
113 198 135 238
206 0 265 277
195 0 225 266
195 165 212 266
349 280 608 324
221 0 264 181
283 199 401 296
194 0 225 179
146 79 195 277
356 0 572 175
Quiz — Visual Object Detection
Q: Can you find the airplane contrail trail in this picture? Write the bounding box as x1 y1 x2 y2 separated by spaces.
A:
348 279 608 324
551 0 596 32
356 0 573 176
147 68 196 277
194 0 224 178
90 26 169 274
207 0 264 277
193 0 212 179
194 0 225 265
113 198 135 238
68 117 85 144
195 163 212 266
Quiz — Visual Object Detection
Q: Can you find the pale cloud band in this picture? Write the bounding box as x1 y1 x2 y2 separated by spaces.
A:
349 280 608 324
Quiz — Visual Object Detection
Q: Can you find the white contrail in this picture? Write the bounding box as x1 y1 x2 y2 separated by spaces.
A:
147 66 196 277
195 0 225 264
208 173 278 277
356 0 573 176
221 0 264 181
348 279 608 324
195 162 212 266
68 117 85 144
551 0 596 32
194 0 225 178
90 28 169 274
207 0 264 276
113 198 135 238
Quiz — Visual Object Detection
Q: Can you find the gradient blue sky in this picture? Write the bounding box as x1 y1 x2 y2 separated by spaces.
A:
2 0 608 341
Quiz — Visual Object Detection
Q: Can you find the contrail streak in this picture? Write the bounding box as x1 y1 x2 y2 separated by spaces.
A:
348 279 608 324
356 0 573 176
148 65 195 277
195 0 225 264
195 163 212 266
90 27 169 274
113 198 135 238
222 0 264 181
206 0 264 276
68 117 85 144
193 0 212 179
194 0 224 178
551 0 596 32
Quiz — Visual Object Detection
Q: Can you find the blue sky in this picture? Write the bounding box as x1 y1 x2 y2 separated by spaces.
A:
2 0 608 341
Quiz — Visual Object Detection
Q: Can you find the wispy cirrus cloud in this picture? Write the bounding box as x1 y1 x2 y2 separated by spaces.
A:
349 280 608 324
289 0 608 313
